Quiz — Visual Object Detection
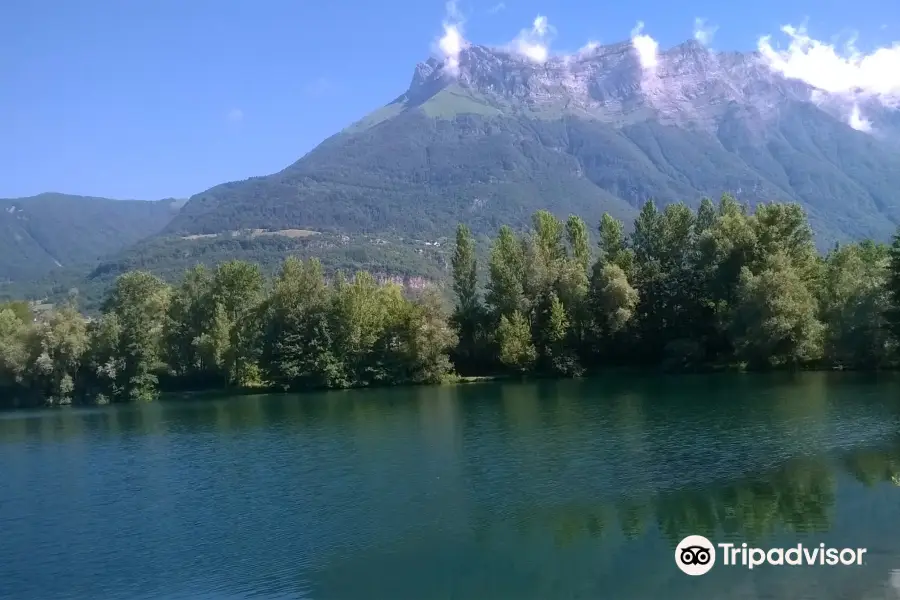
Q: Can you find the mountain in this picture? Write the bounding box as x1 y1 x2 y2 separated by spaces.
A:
163 39 900 248
7 39 900 309
0 193 181 281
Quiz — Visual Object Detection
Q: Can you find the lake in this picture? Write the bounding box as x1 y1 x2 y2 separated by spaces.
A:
3 373 900 599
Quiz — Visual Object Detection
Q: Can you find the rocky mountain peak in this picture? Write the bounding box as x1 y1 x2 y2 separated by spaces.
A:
406 39 819 129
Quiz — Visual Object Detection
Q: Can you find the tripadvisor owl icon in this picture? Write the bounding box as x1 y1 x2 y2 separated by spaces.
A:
676 535 716 576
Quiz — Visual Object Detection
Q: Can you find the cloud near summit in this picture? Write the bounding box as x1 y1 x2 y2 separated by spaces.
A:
435 0 466 76
509 15 557 63
630 21 659 70
758 24 900 130
434 6 557 68
430 8 900 125
758 25 900 104
693 18 718 46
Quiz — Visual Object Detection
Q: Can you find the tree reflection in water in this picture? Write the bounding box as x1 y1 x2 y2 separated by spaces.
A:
477 438 900 550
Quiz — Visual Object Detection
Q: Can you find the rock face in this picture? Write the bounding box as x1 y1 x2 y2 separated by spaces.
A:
408 40 897 136
408 41 814 128
162 38 900 248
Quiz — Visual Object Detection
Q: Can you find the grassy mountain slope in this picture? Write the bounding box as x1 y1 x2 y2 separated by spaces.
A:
164 89 900 248
0 193 180 281
164 109 639 238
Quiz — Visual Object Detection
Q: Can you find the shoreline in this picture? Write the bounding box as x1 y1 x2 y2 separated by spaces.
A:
5 368 897 412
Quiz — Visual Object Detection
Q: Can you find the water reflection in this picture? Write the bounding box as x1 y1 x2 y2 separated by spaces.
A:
3 374 900 600
502 454 839 550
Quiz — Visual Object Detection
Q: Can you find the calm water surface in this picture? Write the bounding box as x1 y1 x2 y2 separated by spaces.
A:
4 373 900 599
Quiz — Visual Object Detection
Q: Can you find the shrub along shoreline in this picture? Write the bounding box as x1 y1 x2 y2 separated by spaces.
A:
2 194 900 408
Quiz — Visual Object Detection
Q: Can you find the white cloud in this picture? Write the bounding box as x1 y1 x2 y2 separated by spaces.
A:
578 40 600 55
509 15 556 63
758 24 900 106
435 0 468 76
693 18 718 46
226 108 243 123
487 2 505 15
630 21 659 70
849 104 873 131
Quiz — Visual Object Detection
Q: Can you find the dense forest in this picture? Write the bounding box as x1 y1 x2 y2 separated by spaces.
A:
3 195 900 408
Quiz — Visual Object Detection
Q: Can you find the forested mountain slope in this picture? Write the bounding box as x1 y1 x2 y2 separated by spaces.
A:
162 40 900 249
0 193 181 281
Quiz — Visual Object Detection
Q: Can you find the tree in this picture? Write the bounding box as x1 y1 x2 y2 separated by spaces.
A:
497 311 536 373
597 213 633 274
452 224 478 313
81 313 122 404
566 215 591 274
261 257 339 390
587 263 639 360
29 304 88 404
694 197 716 237
629 201 699 364
821 242 893 368
451 224 488 372
0 307 32 399
101 271 171 402
0 301 33 324
534 291 579 375
211 261 265 386
487 225 527 319
886 230 900 346
394 289 457 384
532 210 566 267
731 252 825 368
164 265 214 379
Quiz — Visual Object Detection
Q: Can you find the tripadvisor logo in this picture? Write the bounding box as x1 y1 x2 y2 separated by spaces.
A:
676 535 716 576
675 535 868 576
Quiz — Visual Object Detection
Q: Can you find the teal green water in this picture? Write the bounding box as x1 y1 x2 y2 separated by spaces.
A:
3 374 900 599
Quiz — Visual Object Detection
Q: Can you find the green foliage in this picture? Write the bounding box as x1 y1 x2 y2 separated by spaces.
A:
486 226 527 319
450 224 490 373
458 199 900 378
99 271 171 402
497 311 536 372
597 213 633 275
0 307 32 395
1 256 458 407
0 301 33 323
10 198 900 408
566 216 591 273
821 242 893 368
887 232 900 344
452 225 478 313
30 305 88 404
260 258 340 390
588 263 639 345
731 253 825 369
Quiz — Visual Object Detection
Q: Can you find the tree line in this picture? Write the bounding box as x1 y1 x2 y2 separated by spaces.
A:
0 258 455 407
3 195 900 407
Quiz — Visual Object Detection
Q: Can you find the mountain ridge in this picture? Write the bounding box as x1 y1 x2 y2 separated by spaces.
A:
160 38 900 248
0 193 182 281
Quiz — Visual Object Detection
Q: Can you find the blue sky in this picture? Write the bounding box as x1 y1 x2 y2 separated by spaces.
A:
1 0 897 200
